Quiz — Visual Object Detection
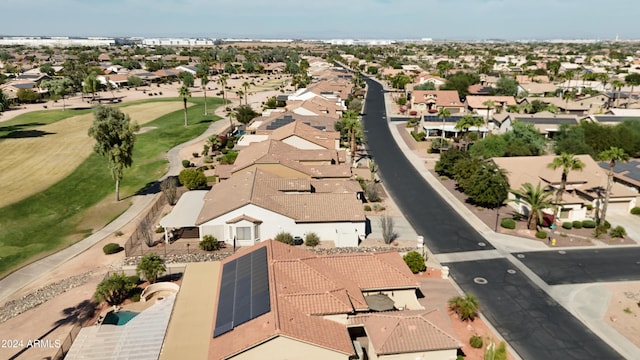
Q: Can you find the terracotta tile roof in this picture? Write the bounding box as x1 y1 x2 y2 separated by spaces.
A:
319 252 420 290
252 112 337 133
493 155 638 203
411 90 463 108
268 120 339 150
466 95 517 109
286 95 346 119
198 168 364 225
218 139 351 179
349 312 461 354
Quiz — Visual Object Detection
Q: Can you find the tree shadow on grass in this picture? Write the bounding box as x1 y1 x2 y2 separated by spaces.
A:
2 129 56 139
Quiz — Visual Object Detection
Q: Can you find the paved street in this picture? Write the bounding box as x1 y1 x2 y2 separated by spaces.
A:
362 76 629 359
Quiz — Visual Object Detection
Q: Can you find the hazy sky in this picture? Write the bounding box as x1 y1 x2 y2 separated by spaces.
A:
2 0 639 40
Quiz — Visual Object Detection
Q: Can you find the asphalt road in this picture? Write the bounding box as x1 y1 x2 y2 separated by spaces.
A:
362 79 493 254
361 77 624 359
445 259 624 360
515 247 640 285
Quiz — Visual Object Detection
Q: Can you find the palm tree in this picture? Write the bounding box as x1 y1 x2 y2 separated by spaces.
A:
547 153 585 217
611 79 625 108
178 85 191 126
200 71 209 115
562 91 575 113
339 110 362 160
437 107 451 152
510 182 554 230
482 100 494 128
242 81 250 105
448 293 479 322
454 114 483 142
624 73 640 107
598 147 629 224
136 253 166 284
236 89 244 106
218 73 229 105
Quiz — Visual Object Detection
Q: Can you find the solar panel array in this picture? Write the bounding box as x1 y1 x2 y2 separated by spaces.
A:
598 160 640 183
213 246 271 337
422 115 483 123
265 115 295 130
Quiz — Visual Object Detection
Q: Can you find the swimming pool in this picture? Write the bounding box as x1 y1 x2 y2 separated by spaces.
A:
102 310 139 326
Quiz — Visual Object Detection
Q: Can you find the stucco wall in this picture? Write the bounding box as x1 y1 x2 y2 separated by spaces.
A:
231 336 350 360
199 204 365 247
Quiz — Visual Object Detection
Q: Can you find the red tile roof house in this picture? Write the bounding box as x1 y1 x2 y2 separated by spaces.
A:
410 90 465 115
159 240 461 359
161 168 365 248
493 155 639 223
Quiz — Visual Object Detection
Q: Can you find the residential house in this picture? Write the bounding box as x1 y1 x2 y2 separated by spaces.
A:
517 82 558 97
238 120 340 150
158 240 460 359
214 139 350 181
493 155 638 222
410 90 464 114
413 72 445 89
247 112 337 134
493 111 580 138
465 95 517 123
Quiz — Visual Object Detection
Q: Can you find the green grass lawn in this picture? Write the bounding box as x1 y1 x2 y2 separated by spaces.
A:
0 97 222 278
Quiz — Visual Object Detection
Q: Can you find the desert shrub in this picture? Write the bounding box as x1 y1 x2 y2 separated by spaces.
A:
512 213 523 221
355 176 366 190
373 203 385 212
403 251 426 273
114 230 124 237
181 159 192 168
535 230 547 239
192 152 200 158
220 147 229 154
179 168 208 190
469 335 483 349
594 225 608 238
274 231 294 245
411 131 426 141
562 222 572 229
572 220 582 229
586 204 593 210
365 182 380 202
610 226 627 238
103 243 123 255
500 218 516 229
604 220 611 229
582 220 597 228
448 293 479 322
304 232 320 247
203 155 213 163
219 150 238 165
155 226 164 233
364 205 372 211
631 207 640 215
199 235 220 251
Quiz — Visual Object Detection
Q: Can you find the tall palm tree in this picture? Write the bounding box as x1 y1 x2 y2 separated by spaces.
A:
598 147 629 224
242 81 250 105
510 182 554 230
339 110 362 160
218 73 229 106
236 89 244 106
482 100 494 128
547 153 585 216
178 85 191 126
200 72 209 115
454 114 483 139
624 73 640 107
437 107 451 152
611 79 625 108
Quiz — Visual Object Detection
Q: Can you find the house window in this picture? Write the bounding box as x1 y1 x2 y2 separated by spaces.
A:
254 224 260 239
560 208 571 219
237 226 251 241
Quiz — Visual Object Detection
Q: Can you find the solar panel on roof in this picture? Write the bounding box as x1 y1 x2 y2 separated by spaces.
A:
213 246 270 338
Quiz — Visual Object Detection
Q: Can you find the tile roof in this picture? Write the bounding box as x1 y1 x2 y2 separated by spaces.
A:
198 168 364 225
268 120 339 150
411 90 463 108
466 95 518 109
349 312 461 355
251 111 337 133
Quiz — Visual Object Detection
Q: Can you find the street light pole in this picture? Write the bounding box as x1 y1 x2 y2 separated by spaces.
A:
495 207 500 232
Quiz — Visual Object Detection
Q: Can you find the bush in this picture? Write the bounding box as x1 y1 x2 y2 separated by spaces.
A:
582 220 597 228
512 213 523 221
179 168 208 190
365 182 381 202
631 207 640 215
586 204 593 210
114 230 124 237
410 131 426 142
136 253 166 284
403 251 426 273
604 220 611 229
203 155 213 163
500 218 516 229
610 226 627 238
199 235 220 251
572 220 582 229
448 293 479 322
562 222 572 230
155 226 164 233
181 159 192 168
364 205 372 211
192 152 200 158
274 231 294 245
103 243 123 255
469 335 483 349
594 225 607 238
305 232 320 247
535 230 547 239
218 150 238 165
